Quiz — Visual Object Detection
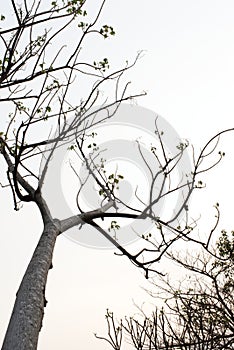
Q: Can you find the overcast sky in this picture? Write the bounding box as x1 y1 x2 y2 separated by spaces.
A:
1 1 234 349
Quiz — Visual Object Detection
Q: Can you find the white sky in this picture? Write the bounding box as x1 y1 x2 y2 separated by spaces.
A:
1 0 234 349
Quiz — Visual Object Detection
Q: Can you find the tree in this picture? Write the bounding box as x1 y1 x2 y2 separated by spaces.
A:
0 0 232 349
96 221 234 349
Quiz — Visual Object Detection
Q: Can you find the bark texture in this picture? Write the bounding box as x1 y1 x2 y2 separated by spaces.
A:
2 221 60 350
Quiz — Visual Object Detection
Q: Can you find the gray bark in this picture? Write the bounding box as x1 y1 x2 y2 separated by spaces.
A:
1 221 60 350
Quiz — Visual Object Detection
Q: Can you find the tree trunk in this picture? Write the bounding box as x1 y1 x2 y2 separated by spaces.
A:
2 221 60 350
